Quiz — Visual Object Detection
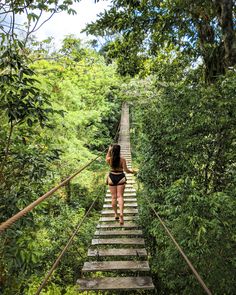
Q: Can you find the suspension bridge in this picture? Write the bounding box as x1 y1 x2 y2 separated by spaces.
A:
77 103 154 291
0 103 212 295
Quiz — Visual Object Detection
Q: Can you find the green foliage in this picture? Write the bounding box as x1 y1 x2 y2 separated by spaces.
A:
2 0 80 17
1 1 235 294
0 35 122 294
99 37 147 77
0 1 123 294
86 0 236 81
131 69 236 294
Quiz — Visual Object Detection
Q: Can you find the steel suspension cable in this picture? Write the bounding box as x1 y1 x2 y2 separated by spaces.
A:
0 107 122 295
35 194 100 295
144 196 212 295
0 112 122 233
34 113 122 294
0 153 104 232
35 112 120 295
0 103 120 234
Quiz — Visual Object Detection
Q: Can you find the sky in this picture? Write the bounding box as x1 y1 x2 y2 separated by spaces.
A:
15 0 111 47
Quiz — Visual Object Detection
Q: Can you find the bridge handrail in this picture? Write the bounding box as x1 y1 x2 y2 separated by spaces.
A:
144 196 212 295
35 194 100 295
0 153 103 232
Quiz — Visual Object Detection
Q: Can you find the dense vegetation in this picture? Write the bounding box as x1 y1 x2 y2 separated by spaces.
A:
0 2 122 292
89 1 236 294
1 0 236 294
130 70 236 295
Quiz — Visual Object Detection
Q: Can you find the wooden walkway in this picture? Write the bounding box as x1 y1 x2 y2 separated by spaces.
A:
77 103 154 292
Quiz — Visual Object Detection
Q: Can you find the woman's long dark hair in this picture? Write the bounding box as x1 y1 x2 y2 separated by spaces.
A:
111 144 121 169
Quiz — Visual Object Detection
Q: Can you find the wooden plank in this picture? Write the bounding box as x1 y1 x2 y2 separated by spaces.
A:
96 222 139 229
106 192 136 197
104 197 137 205
77 276 154 291
107 188 136 192
101 208 138 215
106 191 136 194
99 216 137 222
82 261 149 272
107 198 137 201
105 193 136 196
106 193 136 197
94 230 143 236
91 238 145 245
106 186 135 191
103 203 138 208
88 248 147 257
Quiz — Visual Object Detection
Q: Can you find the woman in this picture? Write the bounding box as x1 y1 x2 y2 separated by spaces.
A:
106 144 134 225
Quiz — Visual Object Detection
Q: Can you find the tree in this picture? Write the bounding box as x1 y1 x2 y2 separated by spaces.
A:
125 62 236 294
0 0 79 45
0 35 122 293
88 0 236 81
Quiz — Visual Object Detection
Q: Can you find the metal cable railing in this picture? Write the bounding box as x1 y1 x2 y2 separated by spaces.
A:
144 196 212 295
35 194 100 295
0 103 213 294
0 153 103 232
34 110 122 294
0 112 122 233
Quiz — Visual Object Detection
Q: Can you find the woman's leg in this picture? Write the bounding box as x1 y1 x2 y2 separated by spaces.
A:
109 185 118 218
117 184 125 224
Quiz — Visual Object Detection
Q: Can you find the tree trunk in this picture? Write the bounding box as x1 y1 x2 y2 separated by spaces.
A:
214 0 236 67
197 20 225 82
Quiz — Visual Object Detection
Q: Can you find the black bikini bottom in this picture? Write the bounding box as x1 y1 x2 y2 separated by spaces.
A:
108 172 126 186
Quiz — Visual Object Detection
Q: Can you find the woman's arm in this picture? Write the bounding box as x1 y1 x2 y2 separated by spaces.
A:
106 145 112 164
122 158 134 174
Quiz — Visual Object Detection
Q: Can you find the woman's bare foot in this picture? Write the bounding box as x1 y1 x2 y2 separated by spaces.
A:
115 214 119 220
119 215 124 225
